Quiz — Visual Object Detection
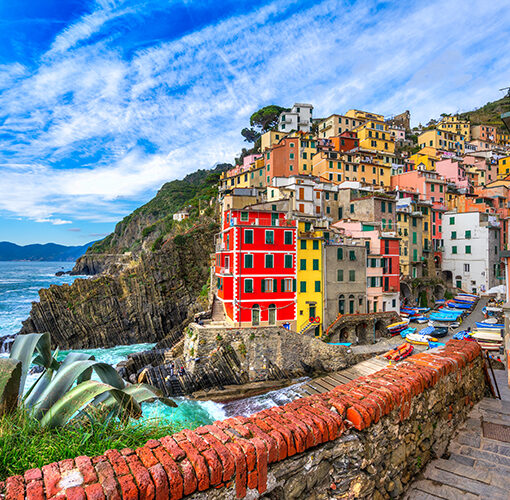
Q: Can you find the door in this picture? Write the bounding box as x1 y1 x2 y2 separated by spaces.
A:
338 296 345 315
349 296 354 314
456 280 462 289
309 305 316 321
252 305 260 326
268 304 276 325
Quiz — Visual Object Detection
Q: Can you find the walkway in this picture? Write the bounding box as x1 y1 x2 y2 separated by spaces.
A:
405 361 510 499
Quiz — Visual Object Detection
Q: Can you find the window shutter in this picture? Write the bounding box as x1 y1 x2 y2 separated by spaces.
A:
281 279 285 292
293 279 296 292
273 279 278 292
261 280 266 292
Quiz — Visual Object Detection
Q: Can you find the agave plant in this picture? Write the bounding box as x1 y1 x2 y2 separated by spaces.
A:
9 332 176 427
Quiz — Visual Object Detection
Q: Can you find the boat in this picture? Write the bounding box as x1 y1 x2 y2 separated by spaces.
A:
446 300 471 310
454 295 477 303
475 322 504 329
383 342 414 361
429 312 462 322
406 332 438 345
399 327 417 338
413 316 428 324
428 341 446 349
387 319 410 333
457 293 478 298
415 307 430 313
433 327 449 338
471 331 502 342
454 330 473 340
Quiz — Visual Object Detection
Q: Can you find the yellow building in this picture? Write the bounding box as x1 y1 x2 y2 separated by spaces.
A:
219 158 266 190
353 120 396 155
408 148 439 171
437 115 471 141
396 207 423 278
297 220 324 336
297 133 318 174
345 109 385 121
260 130 287 151
418 129 465 153
317 114 365 139
496 130 510 146
497 155 510 179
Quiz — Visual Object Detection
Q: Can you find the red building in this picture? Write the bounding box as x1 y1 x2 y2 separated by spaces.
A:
215 209 297 328
381 235 400 298
331 131 359 152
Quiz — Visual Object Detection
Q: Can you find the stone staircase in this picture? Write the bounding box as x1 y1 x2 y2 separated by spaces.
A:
404 397 510 499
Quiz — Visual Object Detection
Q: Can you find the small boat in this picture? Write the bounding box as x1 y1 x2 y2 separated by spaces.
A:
471 331 502 342
406 332 438 345
415 307 430 313
454 330 473 340
457 293 478 298
387 319 410 332
399 327 417 338
454 295 477 303
446 300 472 309
413 316 428 324
475 322 504 329
428 341 446 349
383 342 414 361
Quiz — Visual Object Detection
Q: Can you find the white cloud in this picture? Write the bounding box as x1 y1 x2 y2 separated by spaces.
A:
0 0 509 226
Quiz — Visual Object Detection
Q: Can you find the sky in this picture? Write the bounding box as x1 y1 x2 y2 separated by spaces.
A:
0 0 509 245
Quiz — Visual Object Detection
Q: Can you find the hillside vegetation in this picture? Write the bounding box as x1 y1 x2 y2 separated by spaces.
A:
459 95 510 130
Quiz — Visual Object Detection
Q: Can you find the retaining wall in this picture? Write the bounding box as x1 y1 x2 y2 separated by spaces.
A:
0 340 486 500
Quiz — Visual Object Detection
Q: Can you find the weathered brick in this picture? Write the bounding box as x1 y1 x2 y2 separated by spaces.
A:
104 449 130 476
42 462 62 498
125 452 156 500
75 457 97 486
175 438 210 491
5 475 24 500
160 436 186 462
225 441 247 499
24 468 42 483
64 485 86 500
152 446 185 500
84 483 105 500
25 479 44 500
199 431 236 482
94 460 121 500
149 463 170 500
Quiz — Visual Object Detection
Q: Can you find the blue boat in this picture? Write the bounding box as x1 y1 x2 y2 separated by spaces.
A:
420 326 436 336
475 322 504 329
399 327 417 338
428 341 446 349
429 312 462 321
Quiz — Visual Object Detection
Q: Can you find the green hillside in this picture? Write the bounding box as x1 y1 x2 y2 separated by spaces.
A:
459 95 510 130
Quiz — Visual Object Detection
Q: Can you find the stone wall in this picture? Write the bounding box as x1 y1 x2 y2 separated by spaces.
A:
0 340 486 499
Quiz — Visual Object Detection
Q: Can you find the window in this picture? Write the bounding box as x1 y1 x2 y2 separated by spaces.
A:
466 245 471 254
412 232 417 244
313 259 319 270
313 240 319 250
265 230 274 244
388 203 392 213
300 240 306 249
337 269 344 281
337 248 343 260
381 201 386 213
349 250 356 261
240 211 249 221
284 231 293 245
300 281 306 293
244 229 253 244
452 231 456 239
289 153 294 159
350 204 354 213
284 254 293 268
265 254 274 268
449 216 455 225
349 270 355 282
464 263 470 272
281 278 294 292
300 259 306 270
261 278 277 293
452 246 457 254
465 230 471 239
244 254 253 268
311 280 320 293
412 217 417 227
304 222 311 231
244 279 253 293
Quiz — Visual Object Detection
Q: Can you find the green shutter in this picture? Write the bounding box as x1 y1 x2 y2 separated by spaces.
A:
293 279 296 292
337 248 343 260
261 280 266 292
281 279 285 292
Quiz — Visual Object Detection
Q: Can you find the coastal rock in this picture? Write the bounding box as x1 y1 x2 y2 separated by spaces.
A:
0 359 21 416
19 221 218 349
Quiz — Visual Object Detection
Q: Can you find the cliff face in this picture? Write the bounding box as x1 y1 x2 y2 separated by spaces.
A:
20 221 218 349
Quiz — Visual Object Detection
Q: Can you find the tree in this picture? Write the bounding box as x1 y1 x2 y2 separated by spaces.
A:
241 128 260 143
250 105 288 132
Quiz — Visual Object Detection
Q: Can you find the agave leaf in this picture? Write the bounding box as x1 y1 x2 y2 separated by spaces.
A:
61 352 95 385
40 380 142 428
24 369 55 408
9 332 52 395
32 360 125 419
99 383 177 410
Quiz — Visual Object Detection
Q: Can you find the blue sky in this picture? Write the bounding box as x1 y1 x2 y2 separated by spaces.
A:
1 0 509 245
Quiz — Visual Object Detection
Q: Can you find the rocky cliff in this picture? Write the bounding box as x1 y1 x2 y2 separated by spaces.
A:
20 220 218 349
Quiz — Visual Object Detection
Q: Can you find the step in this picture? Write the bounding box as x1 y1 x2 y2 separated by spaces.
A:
405 479 479 500
423 463 508 499
449 442 510 468
478 398 510 416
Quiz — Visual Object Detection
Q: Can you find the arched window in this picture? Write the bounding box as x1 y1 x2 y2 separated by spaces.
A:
252 304 260 326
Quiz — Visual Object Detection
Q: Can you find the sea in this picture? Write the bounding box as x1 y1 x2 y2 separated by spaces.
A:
0 261 302 427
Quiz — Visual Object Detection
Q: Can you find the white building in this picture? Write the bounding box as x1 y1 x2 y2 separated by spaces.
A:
442 211 501 294
173 209 189 221
278 103 313 133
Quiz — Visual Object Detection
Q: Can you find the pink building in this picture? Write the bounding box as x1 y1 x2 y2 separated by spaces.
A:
391 170 448 207
435 158 470 191
463 155 496 185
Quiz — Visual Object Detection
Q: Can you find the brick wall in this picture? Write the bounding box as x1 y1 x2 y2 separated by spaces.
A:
0 340 486 499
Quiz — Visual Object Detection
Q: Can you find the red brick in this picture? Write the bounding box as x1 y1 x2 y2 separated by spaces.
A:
75 457 97 485
42 462 62 498
160 436 186 462
327 397 348 417
24 468 42 482
104 449 130 476
247 470 257 489
268 413 306 453
225 442 247 499
306 405 339 439
207 424 232 444
65 486 86 500
149 463 170 500
261 416 296 456
91 456 106 465
136 446 158 469
94 460 121 500
201 448 222 486
120 448 135 456
152 447 184 500
283 410 318 447
174 439 209 491
84 483 105 500
26 479 44 500
299 407 333 441
125 452 155 500
5 475 24 500
251 436 268 494
252 418 287 461
117 475 138 500
199 431 236 482
244 422 277 463
146 439 161 449
59 459 75 473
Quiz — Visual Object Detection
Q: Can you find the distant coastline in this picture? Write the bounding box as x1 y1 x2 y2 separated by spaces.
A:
0 241 95 262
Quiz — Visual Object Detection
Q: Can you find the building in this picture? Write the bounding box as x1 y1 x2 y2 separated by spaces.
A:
352 119 395 155
219 157 266 191
278 103 313 133
214 209 297 328
497 155 510 179
418 129 465 154
173 209 189 221
323 239 367 327
437 115 471 141
396 198 424 278
408 148 439 171
260 130 287 152
317 114 365 139
442 211 501 294
471 124 496 143
391 169 448 206
435 158 470 192
296 219 324 336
